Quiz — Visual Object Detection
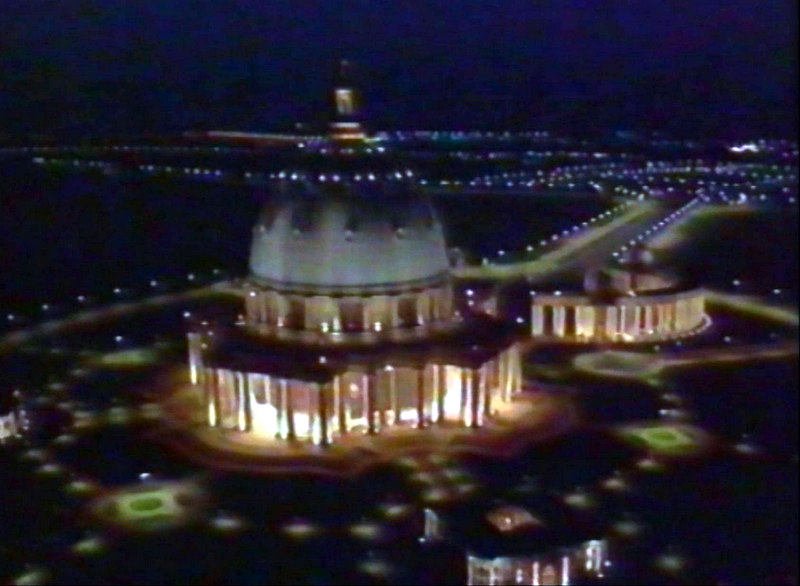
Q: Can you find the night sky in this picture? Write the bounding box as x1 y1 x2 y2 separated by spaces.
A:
2 0 796 138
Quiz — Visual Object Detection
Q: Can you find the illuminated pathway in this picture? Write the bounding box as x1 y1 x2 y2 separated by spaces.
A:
0 282 232 352
452 200 663 281
706 290 799 327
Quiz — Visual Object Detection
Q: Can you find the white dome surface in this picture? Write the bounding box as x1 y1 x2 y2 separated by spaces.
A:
249 182 450 290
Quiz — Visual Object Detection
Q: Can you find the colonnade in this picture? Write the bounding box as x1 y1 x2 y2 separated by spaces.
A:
467 539 606 585
243 285 453 333
188 341 523 445
531 292 706 342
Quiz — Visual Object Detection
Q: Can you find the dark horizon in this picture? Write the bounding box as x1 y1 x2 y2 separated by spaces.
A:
2 1 797 139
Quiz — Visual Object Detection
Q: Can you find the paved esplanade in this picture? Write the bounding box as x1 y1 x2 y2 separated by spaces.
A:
451 200 666 282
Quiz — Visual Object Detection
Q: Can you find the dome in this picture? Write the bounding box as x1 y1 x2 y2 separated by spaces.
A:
249 176 450 291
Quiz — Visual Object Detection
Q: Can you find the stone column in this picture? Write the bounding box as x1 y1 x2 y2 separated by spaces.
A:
483 362 492 417
243 373 253 432
509 344 521 394
577 305 587 338
277 379 287 439
644 305 654 334
416 367 426 428
658 304 668 335
554 305 566 338
532 304 544 336
620 305 629 338
206 368 218 427
605 306 618 339
388 367 398 426
418 292 429 326
235 372 245 431
632 305 642 339
436 364 446 423
334 376 345 436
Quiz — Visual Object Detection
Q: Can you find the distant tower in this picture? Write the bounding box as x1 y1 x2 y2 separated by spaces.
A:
328 59 367 143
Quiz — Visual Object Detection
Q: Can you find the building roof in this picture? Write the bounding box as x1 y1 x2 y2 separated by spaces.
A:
248 172 451 292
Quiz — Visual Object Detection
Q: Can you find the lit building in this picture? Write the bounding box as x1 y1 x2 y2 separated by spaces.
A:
0 387 27 445
531 244 708 343
180 64 523 446
328 59 367 143
423 500 610 585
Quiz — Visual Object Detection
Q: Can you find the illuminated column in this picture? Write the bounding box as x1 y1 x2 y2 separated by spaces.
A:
675 300 685 332
618 305 628 338
286 380 297 440
235 372 245 431
387 366 398 425
237 372 252 432
459 367 469 424
657 304 668 335
644 305 654 334
554 305 566 338
632 305 642 339
187 332 203 385
206 368 218 426
414 292 424 326
561 556 570 585
532 304 544 336
575 305 592 340
605 306 618 339
532 561 540 586
436 364 446 423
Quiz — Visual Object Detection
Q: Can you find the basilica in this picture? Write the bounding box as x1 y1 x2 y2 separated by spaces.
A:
181 62 524 446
